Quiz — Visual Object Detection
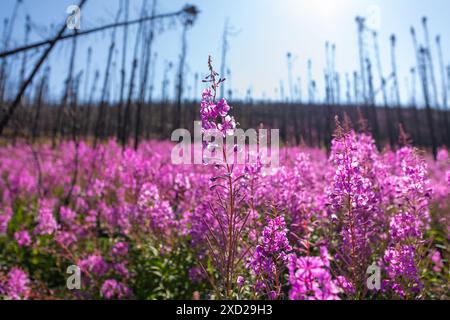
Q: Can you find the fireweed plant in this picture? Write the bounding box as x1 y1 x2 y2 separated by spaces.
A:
0 57 449 300
326 119 384 298
197 57 253 298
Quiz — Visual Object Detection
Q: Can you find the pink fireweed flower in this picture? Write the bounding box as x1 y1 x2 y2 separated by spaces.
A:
287 250 340 300
137 183 176 235
447 170 450 187
389 211 422 242
249 216 292 276
14 231 31 247
217 115 236 134
336 276 355 295
200 88 236 136
188 267 205 283
430 250 443 273
60 206 77 224
248 216 292 298
101 279 131 299
111 242 128 258
237 276 245 286
0 206 13 234
327 129 382 294
4 267 30 300
383 245 422 297
78 254 109 276
36 199 58 236
113 263 130 279
55 231 77 247
216 98 231 117
382 146 431 298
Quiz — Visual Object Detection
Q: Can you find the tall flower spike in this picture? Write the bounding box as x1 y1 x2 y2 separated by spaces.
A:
200 56 236 137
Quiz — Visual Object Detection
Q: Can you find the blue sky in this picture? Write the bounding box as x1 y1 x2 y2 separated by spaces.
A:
1 0 450 105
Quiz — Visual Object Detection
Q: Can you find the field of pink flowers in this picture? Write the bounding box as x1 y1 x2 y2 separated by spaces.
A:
0 129 448 300
0 64 449 300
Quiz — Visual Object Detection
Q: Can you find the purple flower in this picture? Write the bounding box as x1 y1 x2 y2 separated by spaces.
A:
288 253 340 300
0 206 13 234
430 250 443 273
36 199 58 235
248 216 292 298
327 130 382 292
389 211 422 241
113 262 130 279
137 183 175 235
200 88 235 136
249 216 292 280
237 276 245 286
336 276 355 295
383 245 422 297
216 98 230 117
60 206 76 224
217 115 236 135
5 267 30 300
188 267 205 283
111 242 128 258
101 279 131 299
381 147 430 297
55 231 77 247
78 254 109 276
14 231 31 247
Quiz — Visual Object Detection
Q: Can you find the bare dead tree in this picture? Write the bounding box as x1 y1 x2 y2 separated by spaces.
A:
419 46 438 158
356 17 367 104
325 42 331 104
53 28 79 147
94 6 122 147
410 27 424 144
286 52 295 102
135 0 157 150
0 0 22 103
193 72 199 101
174 6 198 131
435 35 449 144
345 73 351 104
308 59 314 104
388 34 400 147
220 19 230 99
335 71 341 104
83 47 92 102
331 44 337 104
0 0 87 136
83 69 99 137
436 36 448 109
373 31 388 106
116 0 129 141
366 58 380 143
158 61 172 137
0 18 8 103
19 15 31 88
410 67 417 106
144 52 158 140
31 67 50 143
353 71 360 104
122 1 147 148
447 65 450 143
64 70 83 205
80 47 92 136
297 76 302 103
422 17 439 107
388 35 401 106
0 6 198 58
447 65 450 98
